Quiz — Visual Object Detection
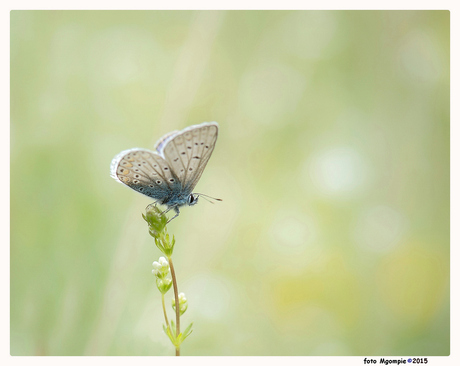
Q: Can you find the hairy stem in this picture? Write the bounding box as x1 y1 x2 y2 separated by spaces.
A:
168 257 180 356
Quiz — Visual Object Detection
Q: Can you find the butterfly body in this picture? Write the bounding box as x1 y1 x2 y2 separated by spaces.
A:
111 122 219 221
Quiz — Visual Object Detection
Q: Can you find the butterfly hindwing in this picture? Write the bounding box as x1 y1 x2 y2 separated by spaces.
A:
154 130 179 153
110 148 180 200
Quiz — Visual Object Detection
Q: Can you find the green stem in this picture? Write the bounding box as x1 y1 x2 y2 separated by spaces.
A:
168 257 180 356
161 294 170 332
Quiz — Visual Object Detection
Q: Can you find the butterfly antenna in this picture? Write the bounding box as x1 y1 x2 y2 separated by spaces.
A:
196 193 222 204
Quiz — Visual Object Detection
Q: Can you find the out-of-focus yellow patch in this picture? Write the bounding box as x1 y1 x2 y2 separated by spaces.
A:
377 241 448 324
269 250 362 333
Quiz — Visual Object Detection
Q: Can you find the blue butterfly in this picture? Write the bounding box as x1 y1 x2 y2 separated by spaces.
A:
111 122 220 222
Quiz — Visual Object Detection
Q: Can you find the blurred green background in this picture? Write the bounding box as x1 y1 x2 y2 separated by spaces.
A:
10 10 449 356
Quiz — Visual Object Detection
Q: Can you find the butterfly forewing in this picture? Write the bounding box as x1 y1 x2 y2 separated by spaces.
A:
161 123 218 192
111 148 180 200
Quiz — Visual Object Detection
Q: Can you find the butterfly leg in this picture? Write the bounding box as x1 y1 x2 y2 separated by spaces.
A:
145 203 157 211
145 200 161 212
161 206 173 215
166 206 180 223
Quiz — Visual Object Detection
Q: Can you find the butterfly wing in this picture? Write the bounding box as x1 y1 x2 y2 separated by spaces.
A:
157 122 219 193
110 148 181 201
154 130 179 152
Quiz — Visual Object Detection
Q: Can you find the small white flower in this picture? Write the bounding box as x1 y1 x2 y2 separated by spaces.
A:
160 258 170 274
152 257 170 279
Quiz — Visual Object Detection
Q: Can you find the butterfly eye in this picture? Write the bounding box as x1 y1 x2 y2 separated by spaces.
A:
187 194 199 206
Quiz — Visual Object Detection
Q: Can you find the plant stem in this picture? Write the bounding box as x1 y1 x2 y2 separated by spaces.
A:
161 294 170 331
168 257 180 356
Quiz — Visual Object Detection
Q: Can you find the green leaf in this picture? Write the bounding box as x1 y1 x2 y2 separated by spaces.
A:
183 322 193 336
162 324 175 344
171 235 176 251
182 322 194 341
170 320 176 338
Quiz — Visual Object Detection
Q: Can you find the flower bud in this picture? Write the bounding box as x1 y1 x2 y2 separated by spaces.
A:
172 292 188 315
156 277 172 294
152 257 170 279
143 206 167 237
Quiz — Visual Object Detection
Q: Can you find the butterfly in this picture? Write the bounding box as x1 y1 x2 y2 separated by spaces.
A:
110 122 220 222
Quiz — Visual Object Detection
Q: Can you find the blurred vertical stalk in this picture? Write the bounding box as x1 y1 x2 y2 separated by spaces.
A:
152 11 225 135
